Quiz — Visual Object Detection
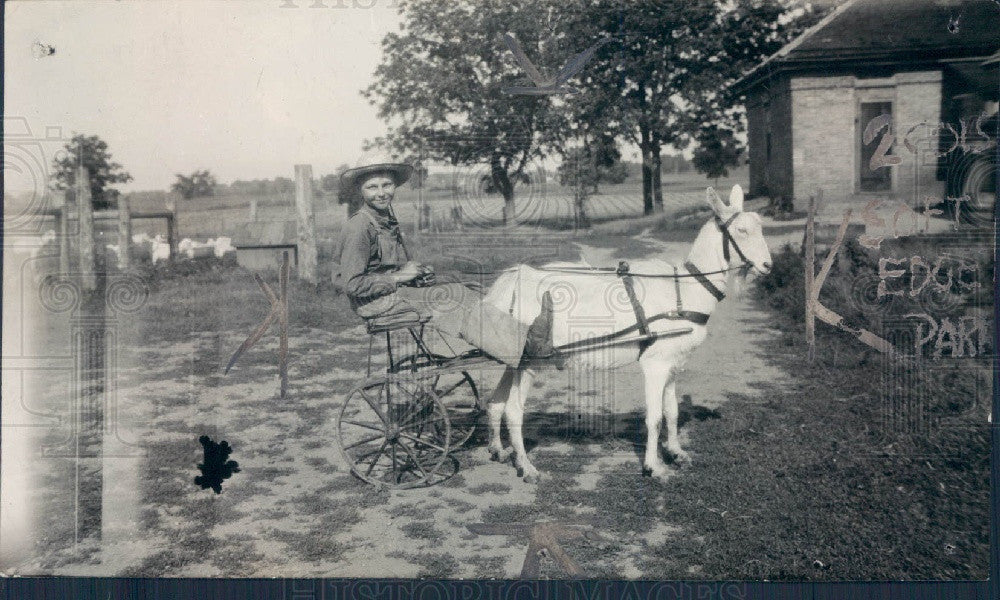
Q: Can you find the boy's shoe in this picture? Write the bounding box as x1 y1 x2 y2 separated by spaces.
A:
521 291 565 369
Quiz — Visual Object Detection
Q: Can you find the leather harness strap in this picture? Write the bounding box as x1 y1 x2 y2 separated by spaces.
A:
716 213 749 265
683 260 726 302
615 261 713 334
617 261 650 337
673 265 682 313
562 212 749 341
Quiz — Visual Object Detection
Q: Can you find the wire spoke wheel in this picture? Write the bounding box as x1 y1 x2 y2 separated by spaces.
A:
336 377 451 488
391 353 482 449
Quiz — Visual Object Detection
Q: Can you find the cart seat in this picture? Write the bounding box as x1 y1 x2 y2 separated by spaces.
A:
364 312 432 334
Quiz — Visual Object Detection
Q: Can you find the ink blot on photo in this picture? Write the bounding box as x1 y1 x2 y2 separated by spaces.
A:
194 435 240 494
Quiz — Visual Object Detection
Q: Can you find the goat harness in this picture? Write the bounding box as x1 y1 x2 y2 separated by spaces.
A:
538 212 751 346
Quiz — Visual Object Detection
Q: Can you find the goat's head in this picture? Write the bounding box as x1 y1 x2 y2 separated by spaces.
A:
704 184 772 277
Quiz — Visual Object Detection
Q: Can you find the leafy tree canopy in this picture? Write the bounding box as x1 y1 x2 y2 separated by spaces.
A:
171 169 218 199
50 134 133 210
363 0 576 223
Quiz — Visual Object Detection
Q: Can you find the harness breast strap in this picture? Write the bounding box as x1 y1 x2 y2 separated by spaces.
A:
617 261 711 340
683 261 725 302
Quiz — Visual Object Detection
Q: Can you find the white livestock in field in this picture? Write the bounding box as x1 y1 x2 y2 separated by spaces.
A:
129 233 171 264
481 185 773 482
178 237 235 259
108 235 235 264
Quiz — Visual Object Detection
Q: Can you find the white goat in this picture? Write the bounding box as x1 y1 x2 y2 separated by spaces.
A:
481 185 772 481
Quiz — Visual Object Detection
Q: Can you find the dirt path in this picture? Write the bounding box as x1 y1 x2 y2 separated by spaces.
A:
10 230 796 579
573 235 792 414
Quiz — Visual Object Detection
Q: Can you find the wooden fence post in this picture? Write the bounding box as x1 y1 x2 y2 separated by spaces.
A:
117 197 131 270
77 166 97 291
279 252 290 398
165 196 179 259
804 193 817 362
294 164 318 284
249 199 258 222
58 190 71 274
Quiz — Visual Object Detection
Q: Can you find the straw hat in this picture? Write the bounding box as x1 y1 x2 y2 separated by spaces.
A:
339 152 414 189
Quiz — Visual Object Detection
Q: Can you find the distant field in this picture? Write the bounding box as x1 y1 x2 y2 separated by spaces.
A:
4 166 749 246
139 167 748 240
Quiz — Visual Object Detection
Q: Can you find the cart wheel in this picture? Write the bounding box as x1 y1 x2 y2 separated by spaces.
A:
391 353 481 449
336 377 451 488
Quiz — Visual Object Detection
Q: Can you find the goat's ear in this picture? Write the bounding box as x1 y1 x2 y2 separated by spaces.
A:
705 186 724 215
729 184 745 212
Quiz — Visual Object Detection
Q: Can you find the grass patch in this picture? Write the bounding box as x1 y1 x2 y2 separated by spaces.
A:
270 528 349 565
399 521 446 544
466 555 508 579
630 235 991 580
466 483 512 495
443 498 476 513
411 552 461 578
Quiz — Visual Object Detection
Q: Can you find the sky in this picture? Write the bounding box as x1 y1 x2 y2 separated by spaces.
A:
5 0 404 192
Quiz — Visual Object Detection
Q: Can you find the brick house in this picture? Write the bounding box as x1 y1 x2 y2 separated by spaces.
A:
733 0 1000 208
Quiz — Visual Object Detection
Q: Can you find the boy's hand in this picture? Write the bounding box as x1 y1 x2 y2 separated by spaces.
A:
393 262 422 284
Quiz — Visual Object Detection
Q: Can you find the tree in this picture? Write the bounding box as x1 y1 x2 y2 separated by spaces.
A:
410 163 430 189
50 134 133 209
557 137 627 192
576 0 823 214
320 173 340 194
320 163 352 195
363 0 572 225
692 125 742 185
481 171 530 194
171 169 218 199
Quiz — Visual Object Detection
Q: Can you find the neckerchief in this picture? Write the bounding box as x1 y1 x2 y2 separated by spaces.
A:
360 204 410 261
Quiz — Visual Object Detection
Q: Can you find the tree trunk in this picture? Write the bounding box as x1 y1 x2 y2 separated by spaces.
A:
640 129 654 216
491 155 515 226
651 145 663 212
575 186 591 230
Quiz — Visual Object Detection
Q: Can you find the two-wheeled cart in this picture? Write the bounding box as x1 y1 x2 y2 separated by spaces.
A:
335 307 694 489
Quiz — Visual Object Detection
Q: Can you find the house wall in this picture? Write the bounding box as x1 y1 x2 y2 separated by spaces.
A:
746 76 793 202
790 75 857 203
789 70 945 205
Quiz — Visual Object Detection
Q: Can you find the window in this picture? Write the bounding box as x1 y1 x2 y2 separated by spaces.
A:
859 101 893 192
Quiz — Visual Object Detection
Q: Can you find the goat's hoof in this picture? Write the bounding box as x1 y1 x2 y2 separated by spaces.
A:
644 463 670 479
523 473 540 484
671 450 692 465
489 448 511 463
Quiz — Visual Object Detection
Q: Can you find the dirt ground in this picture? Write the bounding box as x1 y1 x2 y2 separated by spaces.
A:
5 222 796 578
4 200 985 579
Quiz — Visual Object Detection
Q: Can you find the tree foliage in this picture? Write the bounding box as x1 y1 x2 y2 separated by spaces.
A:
692 125 742 182
365 0 824 220
574 0 823 214
225 177 296 196
320 163 351 194
50 134 133 210
171 169 218 199
557 137 627 191
363 0 573 224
